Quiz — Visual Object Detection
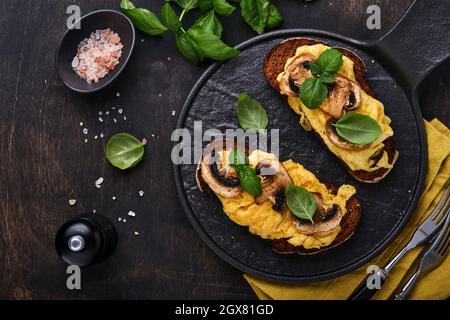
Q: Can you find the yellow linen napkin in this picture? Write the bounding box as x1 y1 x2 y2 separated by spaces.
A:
244 119 450 300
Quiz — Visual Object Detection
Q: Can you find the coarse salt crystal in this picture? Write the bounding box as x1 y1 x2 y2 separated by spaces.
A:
84 139 88 143
68 199 77 206
118 108 123 114
134 231 140 236
99 111 103 115
94 135 98 139
83 128 88 134
112 196 116 200
141 138 147 145
99 117 103 122
105 111 110 115
116 92 120 97
123 219 127 223
100 133 104 138
79 122 83 126
171 110 176 116
123 116 127 121
95 177 104 188
138 191 144 197
118 217 122 221
127 211 136 217
113 118 117 123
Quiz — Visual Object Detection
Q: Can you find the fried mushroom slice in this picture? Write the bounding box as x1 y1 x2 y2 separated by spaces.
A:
254 159 293 211
293 193 342 235
321 76 362 118
196 140 242 198
279 53 316 97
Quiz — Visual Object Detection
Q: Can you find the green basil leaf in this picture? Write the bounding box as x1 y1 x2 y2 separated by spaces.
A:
265 2 283 30
240 0 269 34
175 31 201 65
239 167 262 197
212 0 235 16
299 78 328 109
121 0 168 36
286 185 317 223
161 3 182 32
319 72 336 84
308 62 322 77
198 0 213 12
333 113 382 145
317 48 343 74
187 26 239 60
106 133 144 170
228 148 248 170
193 10 223 37
236 93 269 132
168 0 198 11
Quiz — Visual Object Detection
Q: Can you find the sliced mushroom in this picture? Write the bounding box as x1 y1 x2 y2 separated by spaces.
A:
321 76 362 118
279 53 316 97
293 193 342 235
254 159 293 212
325 118 370 150
196 140 242 198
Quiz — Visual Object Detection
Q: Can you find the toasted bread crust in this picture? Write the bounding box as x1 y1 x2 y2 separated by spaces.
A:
272 183 361 255
263 38 398 183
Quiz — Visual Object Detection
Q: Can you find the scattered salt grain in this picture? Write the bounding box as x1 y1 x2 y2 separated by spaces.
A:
44 79 47 85
113 118 117 123
83 128 88 135
151 134 155 138
92 209 96 213
122 219 127 223
99 111 103 115
118 108 123 114
158 93 162 97
116 92 120 97
95 177 104 188
100 133 104 138
79 122 83 126
112 196 116 200
118 217 122 222
371 60 375 64
68 199 77 206
84 139 88 143
105 111 110 115
99 117 104 122
134 231 140 236
94 135 98 139
171 110 176 116
123 116 127 121
167 56 172 62
127 210 136 217
111 106 116 110
141 138 147 145
141 38 144 43
138 191 144 197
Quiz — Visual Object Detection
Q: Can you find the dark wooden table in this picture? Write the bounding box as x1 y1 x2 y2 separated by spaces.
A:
1 0 448 299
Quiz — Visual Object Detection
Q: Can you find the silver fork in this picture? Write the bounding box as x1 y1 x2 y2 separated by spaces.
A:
394 211 450 300
350 184 450 300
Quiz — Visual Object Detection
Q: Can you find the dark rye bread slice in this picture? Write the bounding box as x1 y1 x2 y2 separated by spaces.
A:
272 183 361 255
264 38 399 183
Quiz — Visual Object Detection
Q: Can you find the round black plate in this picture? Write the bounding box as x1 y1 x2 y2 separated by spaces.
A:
174 30 426 283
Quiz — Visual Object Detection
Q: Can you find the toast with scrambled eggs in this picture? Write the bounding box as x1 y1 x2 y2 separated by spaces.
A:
264 38 399 183
196 140 361 254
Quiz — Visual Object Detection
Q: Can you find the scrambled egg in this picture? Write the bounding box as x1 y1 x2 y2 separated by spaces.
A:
277 44 394 172
217 151 356 250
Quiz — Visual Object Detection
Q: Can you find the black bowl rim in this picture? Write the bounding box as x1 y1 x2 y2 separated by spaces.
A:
55 9 136 94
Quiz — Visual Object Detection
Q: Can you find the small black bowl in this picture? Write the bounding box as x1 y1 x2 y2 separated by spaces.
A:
56 9 135 93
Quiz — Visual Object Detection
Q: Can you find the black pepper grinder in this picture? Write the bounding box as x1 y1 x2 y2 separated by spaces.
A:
55 213 117 267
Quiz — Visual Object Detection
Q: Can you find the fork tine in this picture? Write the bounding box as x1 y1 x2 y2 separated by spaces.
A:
437 222 449 255
436 212 450 255
431 185 450 223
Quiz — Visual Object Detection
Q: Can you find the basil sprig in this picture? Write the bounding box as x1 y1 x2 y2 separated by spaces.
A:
106 133 145 170
285 185 317 223
240 0 282 34
236 93 269 132
120 0 168 35
298 48 344 109
229 149 262 197
333 113 382 145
